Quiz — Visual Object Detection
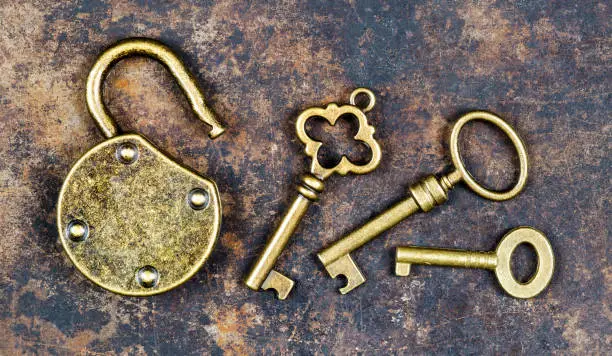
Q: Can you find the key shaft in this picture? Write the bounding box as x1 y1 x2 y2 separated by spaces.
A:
395 246 497 276
244 174 324 298
245 194 312 290
318 196 420 266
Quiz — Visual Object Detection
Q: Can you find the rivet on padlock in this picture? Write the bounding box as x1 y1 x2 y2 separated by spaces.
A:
57 38 225 296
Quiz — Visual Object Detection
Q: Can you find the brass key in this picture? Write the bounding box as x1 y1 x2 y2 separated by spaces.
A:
245 88 382 299
317 111 529 294
395 227 555 299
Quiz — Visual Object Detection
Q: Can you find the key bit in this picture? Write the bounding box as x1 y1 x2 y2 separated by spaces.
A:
322 254 365 294
318 111 530 294
244 88 382 300
395 227 555 299
395 259 412 277
261 270 295 300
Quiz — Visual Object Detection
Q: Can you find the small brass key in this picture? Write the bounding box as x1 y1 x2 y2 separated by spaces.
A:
318 111 529 294
245 88 382 299
395 227 555 299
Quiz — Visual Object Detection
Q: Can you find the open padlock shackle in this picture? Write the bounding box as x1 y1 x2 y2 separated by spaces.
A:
86 38 225 139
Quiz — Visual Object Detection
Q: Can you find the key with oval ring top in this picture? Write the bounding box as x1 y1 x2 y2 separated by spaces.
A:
395 227 554 299
244 88 382 300
317 111 529 294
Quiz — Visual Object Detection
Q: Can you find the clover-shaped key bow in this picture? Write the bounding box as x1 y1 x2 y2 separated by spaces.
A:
244 88 382 300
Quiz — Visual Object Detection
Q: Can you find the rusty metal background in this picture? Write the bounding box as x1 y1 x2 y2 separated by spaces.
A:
0 1 609 354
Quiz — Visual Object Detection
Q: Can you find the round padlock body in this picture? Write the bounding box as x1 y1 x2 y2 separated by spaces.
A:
58 134 221 296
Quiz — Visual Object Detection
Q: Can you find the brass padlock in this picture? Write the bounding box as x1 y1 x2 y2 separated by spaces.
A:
57 38 225 296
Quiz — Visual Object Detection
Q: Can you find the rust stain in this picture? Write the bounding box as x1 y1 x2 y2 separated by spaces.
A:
457 1 532 73
206 303 262 354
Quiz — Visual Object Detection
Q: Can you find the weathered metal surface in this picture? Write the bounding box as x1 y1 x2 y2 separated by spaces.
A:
0 1 609 354
58 134 221 296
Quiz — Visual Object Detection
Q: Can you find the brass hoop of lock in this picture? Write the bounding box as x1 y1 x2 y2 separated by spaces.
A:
444 111 529 201
86 37 225 139
495 227 555 298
